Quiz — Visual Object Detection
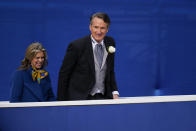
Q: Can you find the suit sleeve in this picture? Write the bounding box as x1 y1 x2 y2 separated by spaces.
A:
110 38 118 92
57 43 79 100
111 57 118 92
9 71 24 102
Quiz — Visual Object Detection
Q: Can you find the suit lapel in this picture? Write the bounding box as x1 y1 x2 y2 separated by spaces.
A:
104 37 114 74
104 37 111 66
86 36 95 76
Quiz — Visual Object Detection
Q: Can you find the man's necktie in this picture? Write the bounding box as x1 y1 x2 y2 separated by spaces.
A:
95 44 104 68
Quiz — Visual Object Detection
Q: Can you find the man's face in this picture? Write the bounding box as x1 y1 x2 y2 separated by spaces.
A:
89 17 108 43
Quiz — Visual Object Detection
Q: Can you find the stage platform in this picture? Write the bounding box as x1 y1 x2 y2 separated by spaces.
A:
1 95 196 131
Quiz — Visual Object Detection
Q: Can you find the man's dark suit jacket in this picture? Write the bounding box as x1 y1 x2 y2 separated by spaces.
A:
57 35 118 101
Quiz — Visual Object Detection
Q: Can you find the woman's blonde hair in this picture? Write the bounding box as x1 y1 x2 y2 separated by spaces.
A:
18 42 48 70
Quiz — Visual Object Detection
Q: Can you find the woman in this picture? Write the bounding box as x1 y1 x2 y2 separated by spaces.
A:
10 42 56 102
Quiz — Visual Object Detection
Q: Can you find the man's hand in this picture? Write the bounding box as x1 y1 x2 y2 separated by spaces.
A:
113 94 119 99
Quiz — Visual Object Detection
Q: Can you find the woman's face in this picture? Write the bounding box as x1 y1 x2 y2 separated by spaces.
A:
31 51 45 69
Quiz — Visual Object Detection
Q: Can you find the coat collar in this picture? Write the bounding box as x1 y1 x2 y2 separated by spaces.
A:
87 35 112 73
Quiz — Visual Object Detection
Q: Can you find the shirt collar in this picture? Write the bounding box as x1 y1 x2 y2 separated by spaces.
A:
91 35 104 46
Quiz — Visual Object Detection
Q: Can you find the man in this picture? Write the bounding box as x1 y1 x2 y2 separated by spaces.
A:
57 12 119 100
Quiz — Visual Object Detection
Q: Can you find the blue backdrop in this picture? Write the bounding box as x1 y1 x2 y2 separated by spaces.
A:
1 0 196 100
